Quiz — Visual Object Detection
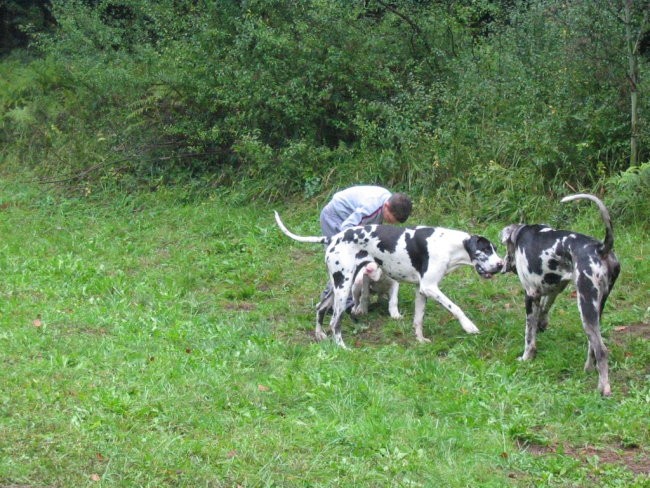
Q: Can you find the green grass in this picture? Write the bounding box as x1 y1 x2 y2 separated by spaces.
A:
0 181 648 487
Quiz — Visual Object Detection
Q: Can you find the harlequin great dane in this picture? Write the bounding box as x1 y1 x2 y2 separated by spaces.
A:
500 194 620 396
274 211 504 348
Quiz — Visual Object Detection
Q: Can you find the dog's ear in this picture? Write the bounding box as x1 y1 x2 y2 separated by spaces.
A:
499 224 524 274
500 224 524 245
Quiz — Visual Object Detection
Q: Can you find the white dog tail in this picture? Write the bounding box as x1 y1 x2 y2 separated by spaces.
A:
274 211 329 245
561 193 614 255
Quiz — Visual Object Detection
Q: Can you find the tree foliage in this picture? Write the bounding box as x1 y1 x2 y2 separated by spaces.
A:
0 0 648 219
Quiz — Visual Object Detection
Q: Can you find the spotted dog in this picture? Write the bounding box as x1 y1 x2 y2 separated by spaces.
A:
274 211 504 348
500 194 620 396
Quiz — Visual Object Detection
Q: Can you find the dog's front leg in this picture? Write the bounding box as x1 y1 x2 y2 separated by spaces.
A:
538 286 565 332
520 294 541 360
413 291 430 342
420 284 480 335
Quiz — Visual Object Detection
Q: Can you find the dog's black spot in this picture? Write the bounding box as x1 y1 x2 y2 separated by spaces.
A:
375 258 383 266
332 271 345 289
340 228 357 243
371 225 407 254
405 227 435 275
542 273 562 285
525 295 534 315
578 289 600 325
356 250 369 259
547 259 559 270
525 250 544 275
353 228 368 240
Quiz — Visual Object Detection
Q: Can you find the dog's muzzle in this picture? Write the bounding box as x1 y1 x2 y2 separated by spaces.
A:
475 264 499 279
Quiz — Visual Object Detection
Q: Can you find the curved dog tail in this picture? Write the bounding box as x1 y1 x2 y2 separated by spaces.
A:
274 211 330 245
561 193 614 255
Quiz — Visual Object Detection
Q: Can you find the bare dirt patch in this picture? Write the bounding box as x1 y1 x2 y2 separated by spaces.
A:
516 439 650 476
610 322 650 344
223 301 256 311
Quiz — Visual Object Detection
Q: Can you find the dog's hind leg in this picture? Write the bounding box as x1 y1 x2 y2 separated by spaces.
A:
315 287 334 341
577 283 611 396
329 283 353 349
520 294 542 361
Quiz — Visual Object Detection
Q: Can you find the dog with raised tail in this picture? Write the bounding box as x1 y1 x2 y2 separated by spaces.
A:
500 194 620 396
274 211 504 348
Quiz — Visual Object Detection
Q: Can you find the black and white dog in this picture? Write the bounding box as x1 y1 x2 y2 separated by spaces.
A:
274 212 504 348
500 194 620 396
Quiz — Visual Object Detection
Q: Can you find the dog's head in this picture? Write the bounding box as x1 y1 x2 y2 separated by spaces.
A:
463 235 504 279
499 224 525 274
354 261 383 285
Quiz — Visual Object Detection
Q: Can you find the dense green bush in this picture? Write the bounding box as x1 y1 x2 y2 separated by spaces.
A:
0 0 648 219
606 162 650 227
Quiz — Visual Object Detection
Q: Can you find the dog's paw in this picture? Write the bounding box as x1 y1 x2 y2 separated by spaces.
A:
314 330 328 341
415 335 431 343
389 312 403 320
519 351 535 361
462 323 480 334
333 334 349 349
351 305 369 316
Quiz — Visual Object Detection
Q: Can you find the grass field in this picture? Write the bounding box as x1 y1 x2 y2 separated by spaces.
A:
0 181 648 487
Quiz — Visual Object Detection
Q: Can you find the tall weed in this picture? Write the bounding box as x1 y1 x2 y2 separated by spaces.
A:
606 162 650 228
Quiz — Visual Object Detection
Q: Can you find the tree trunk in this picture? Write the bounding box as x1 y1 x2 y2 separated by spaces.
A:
624 0 639 167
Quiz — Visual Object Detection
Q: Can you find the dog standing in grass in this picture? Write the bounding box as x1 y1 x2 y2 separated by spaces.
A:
500 194 620 396
275 211 504 348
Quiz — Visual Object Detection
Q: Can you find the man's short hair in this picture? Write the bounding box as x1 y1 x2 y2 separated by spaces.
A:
388 193 412 223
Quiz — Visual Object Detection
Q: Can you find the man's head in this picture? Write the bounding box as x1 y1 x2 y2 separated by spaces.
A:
382 193 412 224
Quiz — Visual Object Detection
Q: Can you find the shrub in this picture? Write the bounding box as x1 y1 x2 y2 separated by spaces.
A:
606 162 650 227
